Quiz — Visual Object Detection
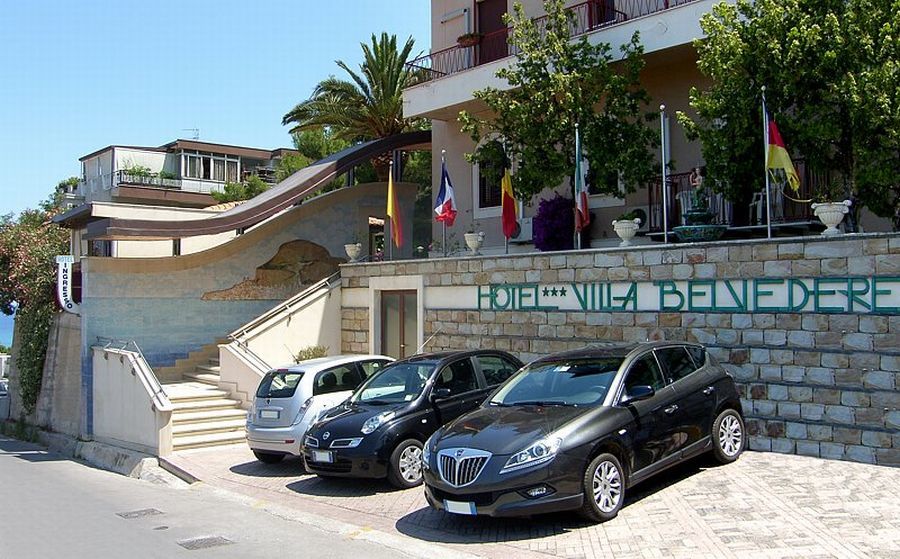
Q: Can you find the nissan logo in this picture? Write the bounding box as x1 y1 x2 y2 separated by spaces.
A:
323 432 330 440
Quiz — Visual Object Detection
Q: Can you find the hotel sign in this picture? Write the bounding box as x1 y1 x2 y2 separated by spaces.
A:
476 277 900 314
55 255 79 314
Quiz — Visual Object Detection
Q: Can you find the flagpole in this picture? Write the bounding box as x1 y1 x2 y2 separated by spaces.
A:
660 104 669 244
389 154 394 261
762 86 773 239
574 123 581 250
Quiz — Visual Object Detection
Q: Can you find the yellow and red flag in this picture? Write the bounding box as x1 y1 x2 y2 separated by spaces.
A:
766 114 800 193
386 165 403 247
501 168 517 239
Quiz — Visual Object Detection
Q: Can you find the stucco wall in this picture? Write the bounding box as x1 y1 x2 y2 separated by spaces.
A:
341 233 900 466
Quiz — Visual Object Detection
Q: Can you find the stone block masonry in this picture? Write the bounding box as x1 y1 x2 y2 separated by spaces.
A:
342 233 900 467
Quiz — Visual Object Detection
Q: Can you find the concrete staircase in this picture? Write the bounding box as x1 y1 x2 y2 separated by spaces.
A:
163 356 248 451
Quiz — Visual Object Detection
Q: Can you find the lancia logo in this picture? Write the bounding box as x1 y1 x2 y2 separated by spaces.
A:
322 432 330 440
455 449 465 458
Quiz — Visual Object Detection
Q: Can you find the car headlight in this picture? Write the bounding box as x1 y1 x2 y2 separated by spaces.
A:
361 411 395 435
422 432 438 469
292 397 313 426
501 436 563 474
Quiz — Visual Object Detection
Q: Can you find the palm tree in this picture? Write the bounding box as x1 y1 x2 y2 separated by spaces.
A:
282 33 422 179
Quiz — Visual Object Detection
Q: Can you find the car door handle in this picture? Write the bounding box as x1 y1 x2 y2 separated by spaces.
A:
664 405 679 415
702 386 715 395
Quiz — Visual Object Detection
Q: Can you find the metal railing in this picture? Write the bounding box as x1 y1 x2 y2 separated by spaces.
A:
406 0 695 83
95 336 169 405
116 170 182 189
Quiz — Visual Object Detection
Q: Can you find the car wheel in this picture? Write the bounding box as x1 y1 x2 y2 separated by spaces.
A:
387 439 424 489
579 453 625 523
711 408 745 464
253 451 284 464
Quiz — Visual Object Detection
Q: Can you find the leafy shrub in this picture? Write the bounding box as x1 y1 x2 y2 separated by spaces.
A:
295 345 329 363
532 194 592 251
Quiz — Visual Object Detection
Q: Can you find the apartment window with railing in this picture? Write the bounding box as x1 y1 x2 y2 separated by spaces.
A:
182 152 240 182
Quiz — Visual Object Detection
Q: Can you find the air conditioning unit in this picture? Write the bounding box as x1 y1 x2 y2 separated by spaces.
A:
511 217 533 243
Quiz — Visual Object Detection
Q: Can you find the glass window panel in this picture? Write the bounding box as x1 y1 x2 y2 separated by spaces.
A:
213 159 226 181
226 160 239 182
402 293 417 358
624 354 665 393
436 359 478 395
382 293 401 359
656 347 697 383
477 355 520 386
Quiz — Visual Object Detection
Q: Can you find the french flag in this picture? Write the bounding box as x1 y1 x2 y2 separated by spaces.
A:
434 158 458 226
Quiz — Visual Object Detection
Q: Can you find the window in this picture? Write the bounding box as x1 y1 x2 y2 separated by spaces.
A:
623 354 665 395
476 355 520 386
213 159 226 182
256 370 304 399
314 365 363 396
436 359 478 395
353 362 433 404
359 360 390 378
477 159 502 209
183 152 240 182
226 160 239 182
655 347 697 384
686 346 707 369
490 358 621 406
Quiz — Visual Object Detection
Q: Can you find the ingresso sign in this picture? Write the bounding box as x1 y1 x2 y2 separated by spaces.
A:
55 255 80 314
476 277 900 314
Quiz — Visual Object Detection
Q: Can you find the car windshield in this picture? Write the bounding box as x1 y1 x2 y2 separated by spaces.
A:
490 358 623 407
256 370 304 399
351 362 435 404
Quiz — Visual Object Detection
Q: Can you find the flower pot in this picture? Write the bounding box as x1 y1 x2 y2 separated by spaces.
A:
611 218 641 247
464 232 485 255
811 200 851 236
457 35 482 48
344 242 362 261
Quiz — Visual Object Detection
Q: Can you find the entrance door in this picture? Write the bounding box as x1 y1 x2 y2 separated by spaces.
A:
381 290 417 359
477 0 508 65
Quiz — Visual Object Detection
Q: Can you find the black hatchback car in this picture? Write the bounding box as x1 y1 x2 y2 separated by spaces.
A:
302 350 524 488
422 342 744 522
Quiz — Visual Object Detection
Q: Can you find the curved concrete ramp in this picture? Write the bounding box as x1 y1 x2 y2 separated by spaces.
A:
85 130 431 240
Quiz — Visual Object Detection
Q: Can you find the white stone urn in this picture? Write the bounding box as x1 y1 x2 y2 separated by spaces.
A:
464 232 485 255
612 218 642 247
811 200 851 236
344 242 362 261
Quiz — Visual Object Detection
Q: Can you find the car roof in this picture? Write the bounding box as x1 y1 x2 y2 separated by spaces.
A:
392 349 519 366
530 341 701 364
269 354 393 373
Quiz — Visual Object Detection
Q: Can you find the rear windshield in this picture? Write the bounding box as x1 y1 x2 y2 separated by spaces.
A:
256 370 304 399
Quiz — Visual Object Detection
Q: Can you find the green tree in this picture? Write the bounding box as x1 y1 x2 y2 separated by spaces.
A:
678 0 900 229
210 174 270 204
0 187 69 412
282 32 425 179
0 344 10 354
459 0 657 202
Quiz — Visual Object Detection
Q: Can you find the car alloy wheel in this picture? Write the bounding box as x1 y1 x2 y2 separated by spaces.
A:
711 408 745 464
592 459 622 513
388 439 424 489
579 452 625 522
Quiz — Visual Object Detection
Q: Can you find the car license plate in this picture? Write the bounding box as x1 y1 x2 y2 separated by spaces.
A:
259 409 279 419
444 500 476 515
312 450 333 463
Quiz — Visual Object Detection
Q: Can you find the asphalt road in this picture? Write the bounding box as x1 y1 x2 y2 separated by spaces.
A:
0 436 415 559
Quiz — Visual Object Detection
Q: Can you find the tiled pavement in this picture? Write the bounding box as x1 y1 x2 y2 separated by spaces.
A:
170 446 900 559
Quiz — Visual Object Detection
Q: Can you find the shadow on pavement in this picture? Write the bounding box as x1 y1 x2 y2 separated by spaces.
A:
286 475 397 498
229 456 307 478
0 436 66 463
395 455 708 545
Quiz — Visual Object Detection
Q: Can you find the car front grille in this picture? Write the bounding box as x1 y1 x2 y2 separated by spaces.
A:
437 448 491 488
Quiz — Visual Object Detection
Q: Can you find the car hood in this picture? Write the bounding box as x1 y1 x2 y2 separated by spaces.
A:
307 401 407 438
436 405 590 455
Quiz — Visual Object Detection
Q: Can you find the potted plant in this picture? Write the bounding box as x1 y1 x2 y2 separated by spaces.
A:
612 211 642 247
344 234 362 261
464 220 484 255
811 182 852 236
457 32 483 48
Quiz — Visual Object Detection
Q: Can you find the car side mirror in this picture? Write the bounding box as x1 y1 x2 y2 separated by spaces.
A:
621 385 655 405
430 387 452 401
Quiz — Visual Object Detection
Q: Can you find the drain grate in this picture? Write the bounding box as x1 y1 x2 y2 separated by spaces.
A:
117 508 164 519
177 536 234 551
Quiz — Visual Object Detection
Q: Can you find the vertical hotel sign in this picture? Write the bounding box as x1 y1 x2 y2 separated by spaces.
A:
56 255 79 314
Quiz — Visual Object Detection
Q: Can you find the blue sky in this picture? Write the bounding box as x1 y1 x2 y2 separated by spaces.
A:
0 0 431 216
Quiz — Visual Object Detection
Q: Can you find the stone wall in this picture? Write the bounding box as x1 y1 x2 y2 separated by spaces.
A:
341 233 900 466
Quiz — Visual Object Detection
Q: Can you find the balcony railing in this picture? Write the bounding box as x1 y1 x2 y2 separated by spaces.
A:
116 170 182 189
647 161 823 233
406 0 696 83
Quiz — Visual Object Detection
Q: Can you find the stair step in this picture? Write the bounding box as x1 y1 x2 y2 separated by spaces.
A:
196 364 221 374
172 398 242 412
172 418 247 436
167 389 230 403
173 408 248 425
208 358 220 366
173 430 247 450
183 372 221 386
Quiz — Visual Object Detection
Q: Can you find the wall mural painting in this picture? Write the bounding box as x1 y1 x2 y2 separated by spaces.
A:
202 240 343 301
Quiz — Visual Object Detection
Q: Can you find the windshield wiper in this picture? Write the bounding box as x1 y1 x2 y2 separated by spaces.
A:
488 401 510 407
508 400 571 407
360 399 394 405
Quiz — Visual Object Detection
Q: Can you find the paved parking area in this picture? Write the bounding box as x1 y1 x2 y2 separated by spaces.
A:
169 446 900 559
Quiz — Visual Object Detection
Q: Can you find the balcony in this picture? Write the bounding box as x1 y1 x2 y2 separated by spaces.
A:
116 170 182 189
406 0 699 83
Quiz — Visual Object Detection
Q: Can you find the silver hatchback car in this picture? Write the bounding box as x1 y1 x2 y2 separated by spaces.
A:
247 354 392 464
